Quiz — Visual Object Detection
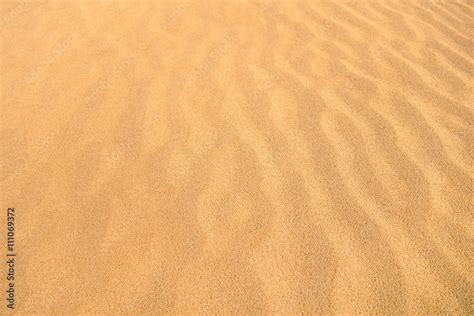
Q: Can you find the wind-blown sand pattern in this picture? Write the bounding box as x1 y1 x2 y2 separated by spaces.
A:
1 0 473 314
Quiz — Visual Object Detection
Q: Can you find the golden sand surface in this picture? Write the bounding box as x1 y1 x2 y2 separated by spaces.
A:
1 0 473 314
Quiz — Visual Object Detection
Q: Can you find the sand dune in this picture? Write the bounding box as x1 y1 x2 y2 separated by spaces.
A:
1 0 473 314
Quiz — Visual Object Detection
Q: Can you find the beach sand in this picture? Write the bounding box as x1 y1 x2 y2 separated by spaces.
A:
1 0 473 314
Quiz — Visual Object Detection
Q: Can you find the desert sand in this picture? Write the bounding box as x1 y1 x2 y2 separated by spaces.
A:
0 0 473 314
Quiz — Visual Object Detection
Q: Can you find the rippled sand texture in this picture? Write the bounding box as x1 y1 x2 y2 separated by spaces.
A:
1 0 473 314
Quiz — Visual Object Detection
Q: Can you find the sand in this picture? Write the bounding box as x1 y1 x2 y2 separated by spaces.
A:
0 0 473 314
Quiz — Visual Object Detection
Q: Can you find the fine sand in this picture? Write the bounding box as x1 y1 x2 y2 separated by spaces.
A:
1 0 473 314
